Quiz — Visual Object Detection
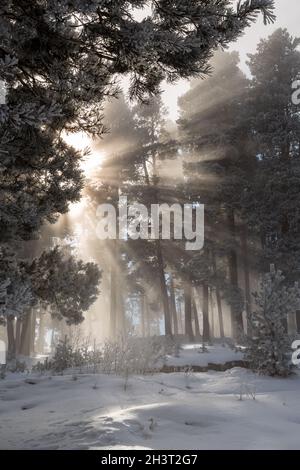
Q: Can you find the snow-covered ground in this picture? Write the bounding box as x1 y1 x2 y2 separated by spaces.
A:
165 343 244 368
1 346 300 450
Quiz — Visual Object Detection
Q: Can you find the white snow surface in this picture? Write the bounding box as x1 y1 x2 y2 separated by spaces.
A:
0 346 300 450
165 343 244 367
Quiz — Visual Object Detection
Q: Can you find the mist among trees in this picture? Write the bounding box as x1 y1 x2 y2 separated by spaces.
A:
1 1 299 372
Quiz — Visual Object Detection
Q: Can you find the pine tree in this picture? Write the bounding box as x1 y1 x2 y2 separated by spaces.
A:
178 51 251 341
246 265 300 377
0 0 275 239
25 247 102 326
0 0 275 347
247 29 300 161
243 29 300 280
0 244 32 358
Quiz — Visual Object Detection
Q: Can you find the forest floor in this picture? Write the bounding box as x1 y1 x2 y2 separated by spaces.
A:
1 345 300 450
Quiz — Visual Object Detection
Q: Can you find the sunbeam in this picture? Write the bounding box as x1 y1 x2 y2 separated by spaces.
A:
63 131 105 177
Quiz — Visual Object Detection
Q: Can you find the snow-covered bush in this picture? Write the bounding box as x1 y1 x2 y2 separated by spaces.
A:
246 265 300 377
237 382 257 401
100 336 168 377
51 337 77 373
33 335 170 377
184 366 194 389
33 336 94 373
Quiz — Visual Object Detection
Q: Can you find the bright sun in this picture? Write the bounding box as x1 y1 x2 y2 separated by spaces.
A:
63 131 105 177
62 132 105 219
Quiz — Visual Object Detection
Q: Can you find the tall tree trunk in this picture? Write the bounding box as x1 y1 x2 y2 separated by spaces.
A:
227 209 243 340
177 298 184 334
142 158 172 336
20 310 35 356
211 253 225 339
50 320 57 354
156 241 172 336
202 284 210 343
6 316 16 361
30 310 36 354
144 295 150 337
215 288 225 339
295 310 300 334
169 275 179 336
36 313 45 354
116 286 126 337
192 295 201 339
240 224 252 336
209 287 215 339
15 317 22 355
184 283 194 342
110 261 117 339
140 295 146 337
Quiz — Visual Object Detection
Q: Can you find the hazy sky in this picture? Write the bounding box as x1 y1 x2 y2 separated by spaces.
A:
163 0 300 120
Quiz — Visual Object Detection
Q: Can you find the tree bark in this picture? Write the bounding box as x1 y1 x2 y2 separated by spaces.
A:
15 317 22 355
209 288 215 339
202 284 210 343
211 253 225 339
142 157 172 336
109 259 117 339
20 310 35 356
215 288 225 339
240 224 252 336
6 316 16 361
144 295 150 337
169 275 179 336
36 313 45 354
296 310 300 334
140 295 146 337
192 295 201 339
184 283 194 342
156 241 172 336
117 286 126 337
30 310 36 354
227 209 244 339
177 298 184 334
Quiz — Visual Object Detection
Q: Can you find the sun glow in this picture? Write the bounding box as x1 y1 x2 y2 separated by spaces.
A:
69 198 87 220
63 131 105 177
63 132 105 220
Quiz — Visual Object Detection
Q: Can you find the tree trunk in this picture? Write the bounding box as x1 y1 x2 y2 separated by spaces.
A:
142 153 172 337
296 310 300 334
140 295 146 337
202 284 210 343
184 283 194 342
144 295 150 337
20 310 35 356
156 241 172 336
227 209 243 340
169 276 179 336
110 262 117 339
30 310 36 354
117 287 126 337
209 288 215 339
215 289 225 339
211 253 225 339
240 224 252 336
192 295 201 339
6 316 16 361
15 317 22 355
177 298 184 334
36 313 45 354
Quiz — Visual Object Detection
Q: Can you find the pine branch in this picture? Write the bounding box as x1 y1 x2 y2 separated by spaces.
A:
237 0 276 25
